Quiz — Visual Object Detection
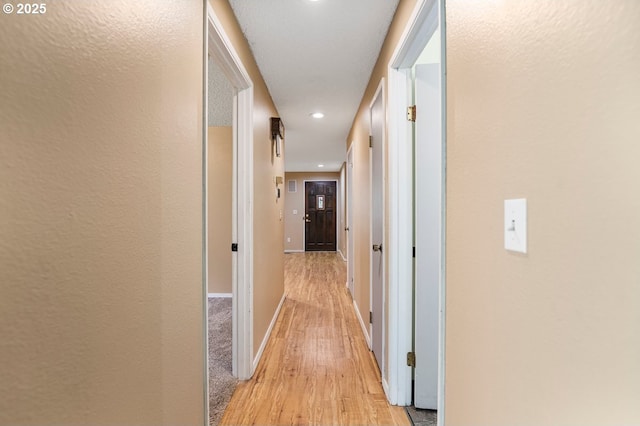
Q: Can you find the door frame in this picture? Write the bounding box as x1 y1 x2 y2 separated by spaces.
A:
206 3 254 384
346 146 355 296
369 78 387 382
302 179 339 252
386 0 446 419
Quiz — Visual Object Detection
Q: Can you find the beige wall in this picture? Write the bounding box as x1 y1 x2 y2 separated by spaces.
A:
346 0 418 382
284 172 341 252
445 1 640 424
208 0 285 359
0 2 204 425
208 126 233 294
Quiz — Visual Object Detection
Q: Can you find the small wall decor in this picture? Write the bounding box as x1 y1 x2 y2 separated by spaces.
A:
270 117 284 157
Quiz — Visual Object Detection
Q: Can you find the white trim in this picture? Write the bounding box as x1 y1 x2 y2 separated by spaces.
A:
302 179 339 252
202 5 210 422
208 293 233 298
387 67 413 407
368 78 387 380
252 293 286 371
437 2 447 423
337 249 347 262
207 3 254 381
386 0 447 415
353 300 371 349
382 377 391 400
207 4 252 88
236 86 254 380
346 145 355 298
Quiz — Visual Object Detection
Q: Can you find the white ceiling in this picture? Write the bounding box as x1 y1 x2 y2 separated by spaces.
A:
228 0 399 172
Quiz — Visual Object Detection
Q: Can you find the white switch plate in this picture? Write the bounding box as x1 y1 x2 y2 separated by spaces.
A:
504 198 527 253
293 209 298 215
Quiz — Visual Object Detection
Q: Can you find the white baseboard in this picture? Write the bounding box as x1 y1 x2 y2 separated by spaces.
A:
338 249 347 262
253 293 286 372
354 300 371 349
284 249 305 253
208 293 232 298
382 377 391 403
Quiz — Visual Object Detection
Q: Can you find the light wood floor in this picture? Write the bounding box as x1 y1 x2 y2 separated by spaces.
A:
220 251 410 426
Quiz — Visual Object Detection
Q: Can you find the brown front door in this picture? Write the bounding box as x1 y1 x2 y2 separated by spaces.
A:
304 181 337 251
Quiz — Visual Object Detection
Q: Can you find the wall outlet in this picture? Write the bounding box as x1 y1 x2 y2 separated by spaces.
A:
287 237 291 243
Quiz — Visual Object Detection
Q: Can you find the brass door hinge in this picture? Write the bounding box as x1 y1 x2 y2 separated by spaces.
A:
369 311 373 324
369 135 373 148
407 105 417 122
407 351 416 367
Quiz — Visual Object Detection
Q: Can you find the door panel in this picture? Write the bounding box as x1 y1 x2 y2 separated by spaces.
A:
414 63 442 409
305 181 337 251
370 87 384 372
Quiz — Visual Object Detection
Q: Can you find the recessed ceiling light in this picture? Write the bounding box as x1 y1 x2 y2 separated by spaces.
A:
318 164 324 168
311 112 324 119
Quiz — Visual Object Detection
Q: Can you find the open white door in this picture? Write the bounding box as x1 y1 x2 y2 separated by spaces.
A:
413 62 442 409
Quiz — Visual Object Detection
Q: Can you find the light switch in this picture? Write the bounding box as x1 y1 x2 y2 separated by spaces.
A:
293 209 298 215
504 198 527 253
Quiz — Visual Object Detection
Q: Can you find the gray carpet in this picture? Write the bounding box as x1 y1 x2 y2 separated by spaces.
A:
208 297 237 426
405 406 437 426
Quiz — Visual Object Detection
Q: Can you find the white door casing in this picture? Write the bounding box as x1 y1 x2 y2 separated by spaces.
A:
206 3 254 382
386 0 446 418
347 147 355 296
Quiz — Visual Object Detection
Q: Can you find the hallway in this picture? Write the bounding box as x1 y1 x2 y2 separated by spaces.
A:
220 252 409 425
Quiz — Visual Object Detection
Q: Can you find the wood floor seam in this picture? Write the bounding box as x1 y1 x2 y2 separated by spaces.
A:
220 252 410 426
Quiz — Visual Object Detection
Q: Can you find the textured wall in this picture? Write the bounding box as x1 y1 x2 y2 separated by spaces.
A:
208 56 234 126
0 2 204 425
209 0 285 360
284 172 341 252
445 1 640 424
208 127 233 294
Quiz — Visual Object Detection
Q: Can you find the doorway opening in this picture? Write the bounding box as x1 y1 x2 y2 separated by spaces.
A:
386 0 445 423
204 3 255 423
206 47 236 425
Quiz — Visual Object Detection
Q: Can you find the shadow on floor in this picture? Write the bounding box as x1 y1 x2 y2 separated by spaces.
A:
405 406 437 426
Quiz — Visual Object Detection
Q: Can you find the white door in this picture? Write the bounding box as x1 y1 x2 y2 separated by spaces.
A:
414 63 442 409
347 148 355 297
370 84 385 371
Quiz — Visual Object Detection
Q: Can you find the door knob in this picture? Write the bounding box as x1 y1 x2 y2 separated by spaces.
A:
372 244 382 252
304 214 311 223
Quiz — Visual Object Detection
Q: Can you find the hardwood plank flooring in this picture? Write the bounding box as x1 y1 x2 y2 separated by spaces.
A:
220 252 410 426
